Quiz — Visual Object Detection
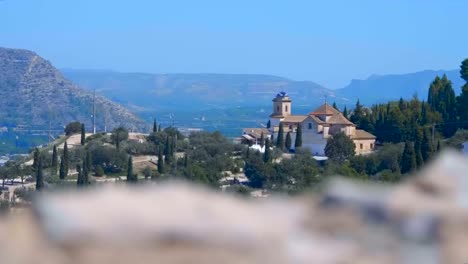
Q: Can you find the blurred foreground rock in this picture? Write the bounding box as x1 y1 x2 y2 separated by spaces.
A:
0 151 467 264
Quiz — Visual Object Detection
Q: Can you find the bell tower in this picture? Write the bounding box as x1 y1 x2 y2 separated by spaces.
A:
270 91 292 118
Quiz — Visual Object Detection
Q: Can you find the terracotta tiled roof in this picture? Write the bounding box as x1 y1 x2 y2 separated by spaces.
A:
242 128 270 139
282 115 308 123
309 115 325 124
351 129 376 139
327 113 354 125
309 103 341 116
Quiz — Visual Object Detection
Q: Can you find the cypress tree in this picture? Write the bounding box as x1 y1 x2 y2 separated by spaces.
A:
82 160 89 186
343 106 348 118
401 141 417 174
184 154 188 168
414 128 423 167
80 123 86 145
153 119 157 133
85 150 92 173
76 164 83 187
59 157 66 180
127 156 136 182
260 132 265 148
263 138 271 163
270 132 274 143
266 120 271 129
157 149 165 174
32 148 39 172
285 132 292 151
421 129 433 162
158 124 162 132
332 101 338 110
295 124 302 148
245 147 250 159
63 142 69 177
276 122 284 149
51 145 58 172
35 156 44 191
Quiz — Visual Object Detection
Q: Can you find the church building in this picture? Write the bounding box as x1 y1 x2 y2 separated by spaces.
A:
243 92 376 156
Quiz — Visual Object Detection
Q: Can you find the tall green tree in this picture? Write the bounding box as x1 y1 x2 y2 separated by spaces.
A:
332 101 338 110
153 119 158 133
80 123 86 145
85 150 92 173
460 58 468 82
285 132 292 151
457 59 468 129
414 128 423 167
295 124 302 148
51 145 58 174
32 148 39 172
81 160 89 186
76 164 83 187
421 128 433 162
266 120 271 129
259 132 265 148
263 138 271 163
342 106 348 119
127 156 137 183
324 132 355 162
400 141 417 174
157 149 165 174
276 122 284 149
59 157 66 180
63 142 69 177
35 156 44 191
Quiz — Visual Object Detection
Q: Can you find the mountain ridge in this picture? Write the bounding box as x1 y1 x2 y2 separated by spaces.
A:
0 47 147 131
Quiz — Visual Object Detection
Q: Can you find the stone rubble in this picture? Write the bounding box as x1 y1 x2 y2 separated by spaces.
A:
0 151 467 264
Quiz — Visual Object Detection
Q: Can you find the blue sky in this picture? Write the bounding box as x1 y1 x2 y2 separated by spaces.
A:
1 0 467 88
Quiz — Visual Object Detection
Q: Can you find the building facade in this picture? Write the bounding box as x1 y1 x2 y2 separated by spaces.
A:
242 92 376 156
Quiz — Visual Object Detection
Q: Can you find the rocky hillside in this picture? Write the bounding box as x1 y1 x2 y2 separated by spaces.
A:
0 48 146 131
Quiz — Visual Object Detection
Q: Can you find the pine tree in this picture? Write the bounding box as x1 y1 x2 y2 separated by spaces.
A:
80 123 86 146
51 145 58 175
276 122 284 149
127 156 136 182
263 139 271 163
157 149 165 174
59 157 66 180
259 132 265 148
285 132 292 151
401 141 417 174
63 142 69 177
295 124 302 148
153 119 157 133
35 156 44 191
